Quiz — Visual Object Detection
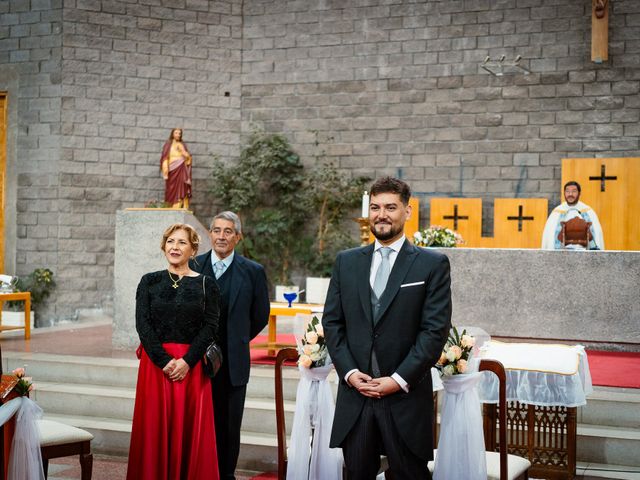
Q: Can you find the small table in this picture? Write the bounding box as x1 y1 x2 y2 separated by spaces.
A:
251 302 323 356
478 341 592 480
0 292 31 340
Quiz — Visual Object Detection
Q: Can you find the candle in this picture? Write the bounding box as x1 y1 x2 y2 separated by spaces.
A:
361 191 369 218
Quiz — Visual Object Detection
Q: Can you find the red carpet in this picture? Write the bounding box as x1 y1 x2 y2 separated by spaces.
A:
250 335 640 389
249 473 277 480
585 350 640 389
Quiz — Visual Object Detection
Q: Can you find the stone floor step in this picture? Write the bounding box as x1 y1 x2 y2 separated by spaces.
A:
577 461 640 480
579 387 640 429
577 424 640 467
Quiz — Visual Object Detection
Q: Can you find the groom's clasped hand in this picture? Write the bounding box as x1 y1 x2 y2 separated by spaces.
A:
348 372 401 398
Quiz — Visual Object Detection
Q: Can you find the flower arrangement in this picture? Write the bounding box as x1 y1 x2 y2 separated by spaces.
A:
298 316 329 369
12 367 34 396
437 327 476 376
414 226 464 248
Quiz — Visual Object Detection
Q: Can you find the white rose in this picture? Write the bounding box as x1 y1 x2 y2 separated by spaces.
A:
311 344 320 353
303 344 313 355
443 364 456 376
445 348 457 363
305 331 318 345
315 324 324 337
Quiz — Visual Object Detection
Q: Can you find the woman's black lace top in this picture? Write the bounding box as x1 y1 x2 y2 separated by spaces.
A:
136 270 220 369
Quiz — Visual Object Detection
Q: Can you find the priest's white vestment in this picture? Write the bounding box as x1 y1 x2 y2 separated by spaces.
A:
541 201 605 250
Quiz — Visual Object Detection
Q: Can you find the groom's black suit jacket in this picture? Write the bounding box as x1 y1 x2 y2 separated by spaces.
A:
322 240 452 460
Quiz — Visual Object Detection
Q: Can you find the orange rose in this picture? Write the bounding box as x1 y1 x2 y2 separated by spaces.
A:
299 355 312 368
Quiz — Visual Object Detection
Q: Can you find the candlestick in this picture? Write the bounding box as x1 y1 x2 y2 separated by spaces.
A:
361 191 369 218
355 217 371 246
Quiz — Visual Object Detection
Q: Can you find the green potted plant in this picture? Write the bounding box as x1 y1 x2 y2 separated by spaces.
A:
210 128 308 294
3 268 56 328
302 163 369 303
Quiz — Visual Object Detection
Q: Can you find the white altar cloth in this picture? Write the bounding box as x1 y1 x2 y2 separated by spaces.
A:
477 341 593 407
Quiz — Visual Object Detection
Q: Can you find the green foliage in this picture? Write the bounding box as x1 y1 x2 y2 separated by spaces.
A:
302 163 369 276
210 129 308 284
7 268 56 312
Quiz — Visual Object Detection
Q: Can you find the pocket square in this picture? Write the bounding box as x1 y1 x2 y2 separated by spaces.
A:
400 281 425 288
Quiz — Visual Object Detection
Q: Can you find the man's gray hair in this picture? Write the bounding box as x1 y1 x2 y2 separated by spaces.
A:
211 211 242 235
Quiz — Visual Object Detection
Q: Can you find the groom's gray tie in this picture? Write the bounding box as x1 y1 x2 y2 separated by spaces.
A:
373 247 392 301
371 247 392 377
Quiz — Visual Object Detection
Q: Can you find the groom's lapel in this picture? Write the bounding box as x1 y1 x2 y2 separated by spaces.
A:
374 240 418 327
357 243 375 328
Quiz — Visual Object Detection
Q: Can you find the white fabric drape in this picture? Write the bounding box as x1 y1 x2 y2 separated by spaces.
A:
433 373 487 480
286 364 343 480
0 396 46 480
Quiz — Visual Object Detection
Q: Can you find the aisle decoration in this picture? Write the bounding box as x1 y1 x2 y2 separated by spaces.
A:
433 327 487 480
0 367 46 480
287 315 342 480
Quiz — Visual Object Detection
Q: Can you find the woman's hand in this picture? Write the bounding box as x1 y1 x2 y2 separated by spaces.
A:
169 358 190 382
163 359 177 376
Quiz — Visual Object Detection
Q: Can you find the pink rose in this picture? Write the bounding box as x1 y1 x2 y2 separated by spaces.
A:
305 331 318 345
315 325 324 337
299 355 312 368
457 359 468 373
12 368 25 378
461 335 475 349
303 345 313 355
437 352 447 365
449 345 462 360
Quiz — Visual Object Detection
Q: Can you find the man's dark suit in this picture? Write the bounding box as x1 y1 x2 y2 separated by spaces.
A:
322 240 451 475
191 250 270 479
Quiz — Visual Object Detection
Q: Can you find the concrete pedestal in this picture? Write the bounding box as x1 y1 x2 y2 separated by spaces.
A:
112 209 211 349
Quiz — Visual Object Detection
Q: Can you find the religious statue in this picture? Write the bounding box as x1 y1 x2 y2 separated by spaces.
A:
541 181 604 250
160 128 192 208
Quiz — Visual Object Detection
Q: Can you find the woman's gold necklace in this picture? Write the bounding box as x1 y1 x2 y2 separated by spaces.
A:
168 270 183 289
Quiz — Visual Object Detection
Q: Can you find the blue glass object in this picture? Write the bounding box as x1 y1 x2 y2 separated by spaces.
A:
283 292 297 308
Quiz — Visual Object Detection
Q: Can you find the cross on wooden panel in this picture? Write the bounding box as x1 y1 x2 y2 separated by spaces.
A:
507 205 534 232
589 164 617 192
562 158 640 250
494 198 548 249
429 198 482 247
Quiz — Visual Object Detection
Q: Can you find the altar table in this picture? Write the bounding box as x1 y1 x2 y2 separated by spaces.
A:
478 341 592 480
251 302 323 356
0 292 31 340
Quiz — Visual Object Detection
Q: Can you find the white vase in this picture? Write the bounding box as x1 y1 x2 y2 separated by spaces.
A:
1 310 35 329
305 277 330 305
275 285 300 303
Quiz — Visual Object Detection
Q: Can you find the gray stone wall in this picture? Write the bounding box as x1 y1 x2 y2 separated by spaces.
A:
241 0 640 234
2 0 639 322
0 0 63 280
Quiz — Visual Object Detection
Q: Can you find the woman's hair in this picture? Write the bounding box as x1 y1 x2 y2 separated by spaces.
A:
168 128 182 142
160 223 200 255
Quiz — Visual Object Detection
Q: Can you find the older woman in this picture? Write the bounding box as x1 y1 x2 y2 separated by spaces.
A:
127 223 219 480
161 128 192 208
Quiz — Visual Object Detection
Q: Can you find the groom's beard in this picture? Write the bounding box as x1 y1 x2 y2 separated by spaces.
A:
370 220 403 241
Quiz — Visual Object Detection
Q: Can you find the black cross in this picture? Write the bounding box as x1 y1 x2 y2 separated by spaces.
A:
507 205 534 232
442 204 469 231
589 164 617 192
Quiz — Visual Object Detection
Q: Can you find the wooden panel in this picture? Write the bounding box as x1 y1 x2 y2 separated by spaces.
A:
591 0 609 63
562 158 640 251
0 93 6 271
404 196 419 241
494 198 548 249
429 198 483 247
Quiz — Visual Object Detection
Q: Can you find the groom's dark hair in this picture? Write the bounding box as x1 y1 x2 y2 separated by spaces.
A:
370 176 411 205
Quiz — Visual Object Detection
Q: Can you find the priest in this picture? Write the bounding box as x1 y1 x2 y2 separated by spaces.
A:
541 181 605 250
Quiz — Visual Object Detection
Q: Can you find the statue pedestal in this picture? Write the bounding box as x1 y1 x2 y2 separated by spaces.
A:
112 209 211 349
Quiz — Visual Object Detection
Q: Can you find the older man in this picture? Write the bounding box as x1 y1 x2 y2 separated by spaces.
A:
190 211 270 479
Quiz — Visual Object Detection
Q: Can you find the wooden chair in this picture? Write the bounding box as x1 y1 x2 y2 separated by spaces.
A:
275 347 298 479
479 359 531 480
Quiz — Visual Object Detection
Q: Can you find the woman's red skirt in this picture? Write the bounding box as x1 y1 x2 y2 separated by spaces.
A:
127 343 219 480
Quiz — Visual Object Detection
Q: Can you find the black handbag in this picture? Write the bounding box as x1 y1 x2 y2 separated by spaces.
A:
202 275 223 378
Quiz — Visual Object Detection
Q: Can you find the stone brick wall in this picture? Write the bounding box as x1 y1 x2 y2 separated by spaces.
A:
0 0 63 301
240 0 640 234
2 0 639 322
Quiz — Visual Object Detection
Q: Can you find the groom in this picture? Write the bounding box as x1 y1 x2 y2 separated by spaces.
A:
322 177 452 479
